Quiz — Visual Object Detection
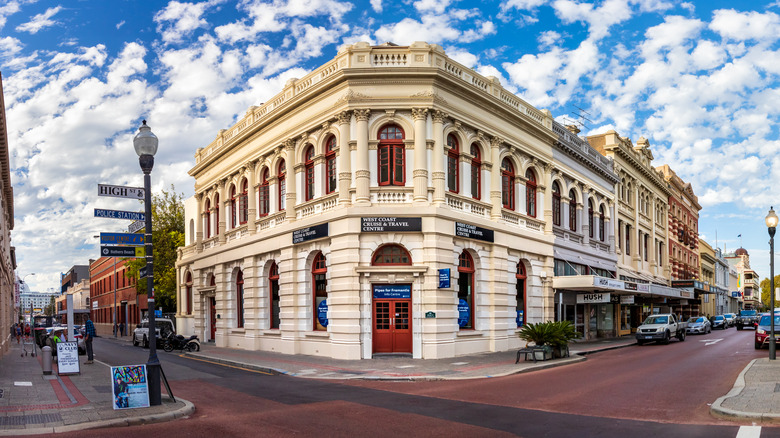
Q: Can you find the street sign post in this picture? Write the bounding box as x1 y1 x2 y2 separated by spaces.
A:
100 246 145 258
98 184 145 199
128 220 145 233
139 266 149 279
94 209 145 221
100 232 144 246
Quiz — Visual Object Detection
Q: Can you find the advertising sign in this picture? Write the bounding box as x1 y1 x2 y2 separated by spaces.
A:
438 268 450 289
732 291 741 298
94 209 145 221
56 342 80 375
577 293 611 304
316 300 328 329
100 232 144 246
516 310 524 327
457 299 471 327
361 217 422 232
373 284 412 299
110 365 150 410
98 184 145 199
292 223 328 244
620 295 635 304
455 222 494 242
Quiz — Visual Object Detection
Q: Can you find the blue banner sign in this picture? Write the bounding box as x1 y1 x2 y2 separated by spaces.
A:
94 209 145 221
458 299 471 327
373 284 411 299
516 310 524 327
732 291 741 298
438 268 450 288
101 232 144 246
317 300 328 328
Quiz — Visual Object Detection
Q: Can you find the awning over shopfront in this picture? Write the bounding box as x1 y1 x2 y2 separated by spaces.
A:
553 275 688 299
671 279 725 295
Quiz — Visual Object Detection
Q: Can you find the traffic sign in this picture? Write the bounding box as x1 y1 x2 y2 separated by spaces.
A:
128 220 145 233
139 266 151 279
98 184 145 199
100 232 144 246
94 209 145 221
100 246 145 258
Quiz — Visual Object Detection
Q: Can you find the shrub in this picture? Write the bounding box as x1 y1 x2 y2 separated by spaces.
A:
518 320 581 348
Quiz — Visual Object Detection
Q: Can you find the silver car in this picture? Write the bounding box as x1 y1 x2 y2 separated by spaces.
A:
686 316 711 334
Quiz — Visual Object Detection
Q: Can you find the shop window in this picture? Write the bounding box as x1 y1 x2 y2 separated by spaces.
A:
236 270 244 328
526 169 536 217
372 244 412 265
304 145 315 201
278 160 286 211
204 198 211 239
326 136 337 194
569 189 577 232
230 185 238 228
588 199 594 238
470 144 481 200
552 182 561 226
239 178 249 224
447 134 459 193
516 262 526 328
599 205 605 241
378 125 405 186
313 253 328 331
458 251 475 330
501 158 514 210
185 272 192 315
259 169 269 216
270 262 280 329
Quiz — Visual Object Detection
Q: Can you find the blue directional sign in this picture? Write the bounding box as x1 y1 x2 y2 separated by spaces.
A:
100 232 144 246
94 209 145 221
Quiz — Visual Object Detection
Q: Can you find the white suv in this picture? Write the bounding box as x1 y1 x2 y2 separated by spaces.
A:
132 318 175 348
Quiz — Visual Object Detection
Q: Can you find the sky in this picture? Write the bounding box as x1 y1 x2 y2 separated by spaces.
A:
2 0 779 293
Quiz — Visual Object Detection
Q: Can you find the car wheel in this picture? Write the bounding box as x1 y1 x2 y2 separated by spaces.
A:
737 325 742 330
143 336 148 348
132 336 139 347
637 339 645 346
707 326 711 334
756 341 762 349
677 331 686 342
661 331 670 345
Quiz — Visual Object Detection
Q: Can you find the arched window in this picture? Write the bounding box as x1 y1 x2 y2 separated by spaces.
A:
569 189 577 232
552 182 561 226
313 253 328 330
230 185 238 228
525 169 536 217
269 262 280 329
458 251 475 330
470 144 481 200
239 179 249 224
326 136 337 194
372 244 412 265
588 199 594 238
213 194 219 235
378 125 405 186
304 145 315 201
516 262 526 327
236 270 245 328
259 169 269 217
185 272 192 315
447 134 459 193
501 158 514 210
204 198 211 239
278 160 286 211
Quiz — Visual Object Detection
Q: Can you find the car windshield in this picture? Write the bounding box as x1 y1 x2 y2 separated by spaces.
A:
759 315 780 326
687 317 704 323
740 310 757 316
714 316 724 321
645 316 668 324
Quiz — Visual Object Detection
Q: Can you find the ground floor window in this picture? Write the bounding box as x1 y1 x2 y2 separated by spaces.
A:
270 262 280 329
313 253 328 330
458 251 475 330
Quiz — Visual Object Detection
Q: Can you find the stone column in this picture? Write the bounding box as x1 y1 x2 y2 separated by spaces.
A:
432 111 445 205
218 180 227 244
284 139 296 222
354 109 371 206
247 162 257 234
195 192 204 252
490 136 503 219
412 108 429 204
337 111 352 206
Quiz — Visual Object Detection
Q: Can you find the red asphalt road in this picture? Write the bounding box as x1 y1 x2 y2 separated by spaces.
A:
345 328 766 425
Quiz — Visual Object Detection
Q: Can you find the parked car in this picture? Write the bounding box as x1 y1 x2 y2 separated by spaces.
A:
711 315 728 330
755 313 780 349
636 314 687 345
724 313 736 327
736 310 759 330
686 316 711 334
133 318 176 348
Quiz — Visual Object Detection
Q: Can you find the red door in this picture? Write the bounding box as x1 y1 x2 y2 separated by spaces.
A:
209 297 216 341
373 299 412 353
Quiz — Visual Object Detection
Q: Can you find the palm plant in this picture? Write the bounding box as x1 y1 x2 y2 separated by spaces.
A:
518 320 581 348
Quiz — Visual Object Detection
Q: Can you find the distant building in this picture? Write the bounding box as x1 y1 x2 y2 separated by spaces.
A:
725 248 759 310
19 291 58 317
89 257 142 336
61 265 89 293
0 73 16 360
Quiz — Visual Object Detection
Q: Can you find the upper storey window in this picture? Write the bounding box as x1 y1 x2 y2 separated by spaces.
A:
239 179 248 225
259 169 269 217
470 144 481 200
568 189 577 232
372 244 412 265
304 145 315 201
378 125 405 186
552 182 562 226
501 158 514 210
278 160 286 211
326 136 337 194
447 134 459 193
525 169 536 218
204 198 211 239
230 185 238 228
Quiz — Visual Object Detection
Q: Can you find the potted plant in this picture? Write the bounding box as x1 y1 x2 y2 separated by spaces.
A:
518 321 581 360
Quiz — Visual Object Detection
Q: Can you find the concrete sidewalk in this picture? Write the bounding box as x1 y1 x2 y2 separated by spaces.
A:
0 340 193 436
711 358 780 423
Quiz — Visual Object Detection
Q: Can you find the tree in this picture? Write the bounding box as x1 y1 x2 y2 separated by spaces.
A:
44 296 56 316
125 185 185 314
760 275 780 311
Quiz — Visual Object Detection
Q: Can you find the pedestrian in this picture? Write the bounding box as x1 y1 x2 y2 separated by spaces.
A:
15 324 21 344
83 315 96 364
23 323 31 341
119 322 125 337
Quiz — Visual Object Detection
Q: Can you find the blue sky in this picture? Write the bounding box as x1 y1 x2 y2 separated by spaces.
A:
2 0 779 292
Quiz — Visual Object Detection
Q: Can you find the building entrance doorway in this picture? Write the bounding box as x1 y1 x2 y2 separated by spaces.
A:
372 284 412 354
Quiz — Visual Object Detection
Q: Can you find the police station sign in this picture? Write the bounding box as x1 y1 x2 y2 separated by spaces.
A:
577 293 611 304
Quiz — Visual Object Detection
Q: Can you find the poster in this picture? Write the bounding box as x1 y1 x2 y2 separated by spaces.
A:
56 342 80 375
110 365 150 410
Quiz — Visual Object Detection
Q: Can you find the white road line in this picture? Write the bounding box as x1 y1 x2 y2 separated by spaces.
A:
700 338 723 346
736 425 761 438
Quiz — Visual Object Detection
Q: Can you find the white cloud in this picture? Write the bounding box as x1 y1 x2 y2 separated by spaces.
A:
154 1 219 44
0 1 23 30
710 9 780 43
370 0 382 12
15 6 62 34
538 31 561 48
415 0 453 14
552 0 633 40
500 0 547 12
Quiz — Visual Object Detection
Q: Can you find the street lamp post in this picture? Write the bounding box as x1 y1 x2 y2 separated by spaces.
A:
766 206 778 360
134 120 161 405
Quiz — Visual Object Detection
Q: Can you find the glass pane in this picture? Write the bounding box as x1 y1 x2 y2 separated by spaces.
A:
376 302 390 330
394 302 409 329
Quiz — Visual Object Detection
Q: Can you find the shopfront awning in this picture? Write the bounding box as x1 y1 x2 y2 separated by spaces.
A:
553 275 688 299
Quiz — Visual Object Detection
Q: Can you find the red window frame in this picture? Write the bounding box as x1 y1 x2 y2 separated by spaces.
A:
214 194 220 235
278 160 286 211
259 169 269 216
269 262 280 329
470 144 481 200
230 185 238 228
588 200 594 238
501 158 514 210
237 270 244 328
552 182 561 226
516 262 526 328
185 272 192 315
371 244 412 265
569 189 577 232
240 179 249 225
204 198 211 239
525 169 536 217
458 251 475 330
326 136 337 194
378 125 405 186
304 145 315 201
447 134 459 193
312 253 328 331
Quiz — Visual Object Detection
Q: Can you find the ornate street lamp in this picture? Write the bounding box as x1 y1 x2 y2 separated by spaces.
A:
766 206 778 360
134 120 161 404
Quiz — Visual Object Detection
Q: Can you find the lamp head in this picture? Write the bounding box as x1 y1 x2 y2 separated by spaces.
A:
133 120 158 157
767 207 779 229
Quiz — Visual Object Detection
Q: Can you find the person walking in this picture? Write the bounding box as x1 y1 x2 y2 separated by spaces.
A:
83 315 96 364
15 324 21 344
119 321 125 337
23 323 31 341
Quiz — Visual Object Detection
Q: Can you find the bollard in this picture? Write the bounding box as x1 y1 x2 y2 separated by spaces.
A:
42 346 52 375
